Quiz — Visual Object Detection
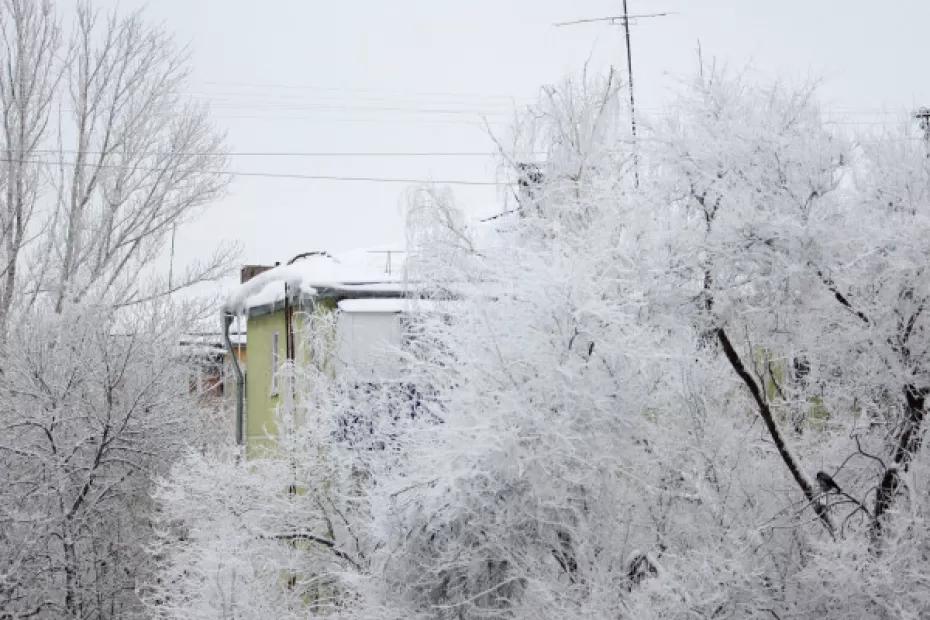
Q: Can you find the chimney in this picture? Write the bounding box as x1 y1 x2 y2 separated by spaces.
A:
240 264 274 283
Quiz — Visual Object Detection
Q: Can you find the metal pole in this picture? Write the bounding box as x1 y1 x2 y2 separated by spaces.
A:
621 0 640 187
223 312 245 445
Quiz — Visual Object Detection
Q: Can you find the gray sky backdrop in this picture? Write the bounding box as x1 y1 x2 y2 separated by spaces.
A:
93 0 930 285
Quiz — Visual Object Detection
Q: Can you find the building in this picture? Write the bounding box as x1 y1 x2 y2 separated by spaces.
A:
222 247 413 452
180 329 247 399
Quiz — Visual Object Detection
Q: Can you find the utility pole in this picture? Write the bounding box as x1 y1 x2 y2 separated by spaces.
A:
555 5 673 188
621 0 640 187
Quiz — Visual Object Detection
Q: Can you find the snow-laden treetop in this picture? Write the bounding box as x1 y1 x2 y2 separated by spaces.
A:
224 246 408 314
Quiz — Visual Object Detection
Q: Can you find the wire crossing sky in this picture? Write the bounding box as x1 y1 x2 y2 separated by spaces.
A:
90 0 930 284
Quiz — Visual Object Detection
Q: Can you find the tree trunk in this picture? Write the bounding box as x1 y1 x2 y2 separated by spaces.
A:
716 327 834 535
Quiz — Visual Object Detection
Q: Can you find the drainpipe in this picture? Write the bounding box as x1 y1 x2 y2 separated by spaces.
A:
283 283 313 399
284 282 294 362
223 311 245 445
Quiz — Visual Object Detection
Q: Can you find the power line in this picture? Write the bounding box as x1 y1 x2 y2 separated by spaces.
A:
0 156 508 186
197 80 531 101
44 92 921 118
168 104 513 116
163 114 505 126
28 134 928 161
53 110 506 125
181 91 528 107
32 149 517 158
179 170 508 186
4 132 928 190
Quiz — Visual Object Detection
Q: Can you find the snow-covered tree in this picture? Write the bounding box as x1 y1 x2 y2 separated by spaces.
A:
146 310 373 619
149 68 930 619
0 2 231 618
358 70 930 618
0 301 217 618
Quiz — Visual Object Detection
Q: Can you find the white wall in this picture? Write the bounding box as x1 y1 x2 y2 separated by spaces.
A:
335 310 403 381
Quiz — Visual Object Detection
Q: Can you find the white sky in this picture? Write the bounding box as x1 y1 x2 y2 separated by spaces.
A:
92 0 930 282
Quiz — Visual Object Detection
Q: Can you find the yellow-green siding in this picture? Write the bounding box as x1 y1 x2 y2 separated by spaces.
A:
244 298 338 455
244 311 285 453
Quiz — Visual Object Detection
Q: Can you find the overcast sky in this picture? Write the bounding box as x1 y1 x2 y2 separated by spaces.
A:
93 0 930 283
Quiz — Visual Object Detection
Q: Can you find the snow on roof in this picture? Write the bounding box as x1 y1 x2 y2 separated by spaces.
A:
224 247 408 314
182 332 247 347
337 298 447 314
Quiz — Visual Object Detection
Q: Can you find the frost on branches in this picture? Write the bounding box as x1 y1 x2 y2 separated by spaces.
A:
0 2 232 618
152 70 930 619
147 310 371 619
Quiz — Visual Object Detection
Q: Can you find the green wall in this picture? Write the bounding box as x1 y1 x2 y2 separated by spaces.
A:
244 298 338 455
245 310 285 453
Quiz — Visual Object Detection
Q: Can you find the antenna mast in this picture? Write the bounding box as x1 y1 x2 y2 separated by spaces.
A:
555 4 674 187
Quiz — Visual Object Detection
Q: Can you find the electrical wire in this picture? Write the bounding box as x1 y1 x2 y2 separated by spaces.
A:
196 80 531 101
30 149 519 157
0 156 510 186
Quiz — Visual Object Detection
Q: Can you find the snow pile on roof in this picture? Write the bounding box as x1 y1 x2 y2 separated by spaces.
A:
182 331 247 347
224 247 408 313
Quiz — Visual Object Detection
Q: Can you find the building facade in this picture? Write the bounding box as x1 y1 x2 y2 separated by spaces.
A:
223 248 411 452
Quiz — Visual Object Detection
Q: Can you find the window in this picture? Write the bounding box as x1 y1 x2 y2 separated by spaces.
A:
271 331 280 395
